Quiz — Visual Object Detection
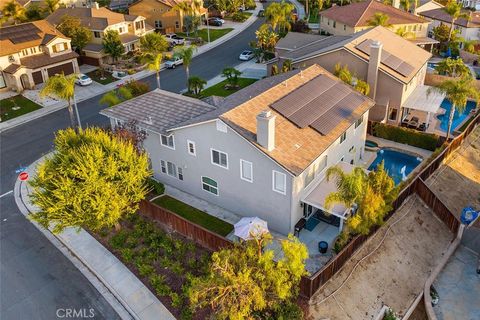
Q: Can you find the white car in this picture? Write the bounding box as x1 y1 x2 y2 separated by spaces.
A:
75 74 92 86
165 33 185 45
239 50 254 61
165 56 183 69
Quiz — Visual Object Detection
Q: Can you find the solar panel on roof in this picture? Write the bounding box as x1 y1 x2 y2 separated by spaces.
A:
270 74 369 136
0 23 41 43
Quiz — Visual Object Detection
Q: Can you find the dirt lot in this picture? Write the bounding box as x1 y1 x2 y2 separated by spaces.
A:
426 127 480 228
307 196 452 320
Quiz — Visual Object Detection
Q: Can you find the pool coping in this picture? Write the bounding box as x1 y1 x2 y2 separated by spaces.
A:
434 99 478 135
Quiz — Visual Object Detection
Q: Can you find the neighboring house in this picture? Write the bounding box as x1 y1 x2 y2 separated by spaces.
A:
419 8 480 41
0 20 79 92
101 65 375 235
459 0 480 10
319 0 432 43
414 0 444 14
268 26 432 125
129 0 207 34
46 3 153 65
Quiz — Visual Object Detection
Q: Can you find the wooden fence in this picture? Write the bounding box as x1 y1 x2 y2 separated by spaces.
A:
299 112 480 299
138 200 233 252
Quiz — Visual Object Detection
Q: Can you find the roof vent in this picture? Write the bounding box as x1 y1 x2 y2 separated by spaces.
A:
144 116 153 124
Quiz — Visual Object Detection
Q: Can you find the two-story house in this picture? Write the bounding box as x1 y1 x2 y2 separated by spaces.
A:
0 20 79 92
46 4 154 65
129 0 207 34
419 8 480 41
268 27 434 126
101 65 375 235
319 0 438 50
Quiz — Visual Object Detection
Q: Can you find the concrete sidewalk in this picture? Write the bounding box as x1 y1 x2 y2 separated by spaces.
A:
0 3 261 133
14 156 176 320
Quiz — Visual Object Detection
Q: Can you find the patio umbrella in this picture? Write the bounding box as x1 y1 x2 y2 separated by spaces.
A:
234 217 269 240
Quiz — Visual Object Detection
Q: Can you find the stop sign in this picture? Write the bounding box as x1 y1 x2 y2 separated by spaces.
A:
18 172 29 181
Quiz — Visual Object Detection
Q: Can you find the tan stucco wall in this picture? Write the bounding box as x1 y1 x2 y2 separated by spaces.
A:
129 0 192 33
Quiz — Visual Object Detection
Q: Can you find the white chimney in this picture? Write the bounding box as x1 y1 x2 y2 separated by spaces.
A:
392 0 400 9
367 40 382 100
93 2 99 9
256 110 275 151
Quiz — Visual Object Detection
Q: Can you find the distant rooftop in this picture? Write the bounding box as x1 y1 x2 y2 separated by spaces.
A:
419 8 480 28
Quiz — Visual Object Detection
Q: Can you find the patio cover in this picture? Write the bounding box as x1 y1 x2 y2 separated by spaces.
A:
301 162 369 219
403 85 445 113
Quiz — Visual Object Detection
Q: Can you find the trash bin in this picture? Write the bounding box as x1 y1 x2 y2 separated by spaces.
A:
318 241 328 254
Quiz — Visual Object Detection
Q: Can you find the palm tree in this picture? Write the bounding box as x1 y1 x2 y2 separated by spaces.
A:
443 1 470 42
325 165 367 210
43 0 60 15
174 45 196 87
187 76 207 96
400 0 411 12
367 13 392 28
395 26 415 39
1 0 25 25
144 53 163 89
428 76 480 140
265 1 295 33
41 73 80 129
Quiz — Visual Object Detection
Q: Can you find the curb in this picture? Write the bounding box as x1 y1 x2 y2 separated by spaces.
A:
0 10 260 134
14 156 175 320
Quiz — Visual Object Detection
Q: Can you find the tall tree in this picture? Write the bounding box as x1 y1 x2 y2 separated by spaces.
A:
144 53 164 89
428 76 480 139
443 1 470 42
174 45 196 87
40 73 78 129
57 16 92 52
29 127 151 234
102 30 125 62
43 0 60 15
1 0 25 25
265 1 295 33
367 12 392 27
434 57 470 77
25 4 43 21
139 32 168 55
188 234 308 320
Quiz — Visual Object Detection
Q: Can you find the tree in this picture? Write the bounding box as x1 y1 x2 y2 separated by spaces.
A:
325 162 397 236
43 0 60 15
174 0 202 35
29 127 151 234
57 16 92 52
400 0 411 12
434 57 470 77
1 0 25 25
334 63 370 96
187 76 207 95
265 1 295 33
367 13 392 27
254 24 279 61
144 53 163 89
282 59 293 73
102 30 125 62
188 234 308 320
462 39 477 53
139 32 168 55
443 1 470 42
271 64 279 76
40 73 78 129
428 75 480 139
395 26 415 39
174 45 196 87
354 79 370 96
25 4 43 22
222 67 242 87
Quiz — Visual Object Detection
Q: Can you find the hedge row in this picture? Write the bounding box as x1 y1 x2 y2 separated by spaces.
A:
372 123 440 151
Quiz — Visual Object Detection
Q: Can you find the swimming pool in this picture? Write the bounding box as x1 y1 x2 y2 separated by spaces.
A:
368 148 423 185
437 99 476 133
365 140 379 148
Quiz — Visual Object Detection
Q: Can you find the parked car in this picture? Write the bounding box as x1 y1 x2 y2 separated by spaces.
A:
165 33 185 45
239 50 254 61
75 74 92 86
205 17 224 26
165 56 183 69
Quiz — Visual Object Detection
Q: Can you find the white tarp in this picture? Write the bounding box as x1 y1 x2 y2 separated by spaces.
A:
234 217 269 240
403 85 445 114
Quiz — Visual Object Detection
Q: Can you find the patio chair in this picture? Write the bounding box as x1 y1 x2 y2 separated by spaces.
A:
418 123 427 132
408 116 419 129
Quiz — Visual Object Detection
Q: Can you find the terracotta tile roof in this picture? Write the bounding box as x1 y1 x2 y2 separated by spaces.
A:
46 7 141 31
0 20 68 56
220 65 375 176
419 8 480 28
130 0 198 8
320 0 426 27
19 51 78 69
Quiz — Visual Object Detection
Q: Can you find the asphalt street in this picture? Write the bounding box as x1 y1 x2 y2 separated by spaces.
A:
0 15 264 319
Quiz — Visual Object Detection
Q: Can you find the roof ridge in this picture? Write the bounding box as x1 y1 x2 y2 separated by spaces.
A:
354 0 375 27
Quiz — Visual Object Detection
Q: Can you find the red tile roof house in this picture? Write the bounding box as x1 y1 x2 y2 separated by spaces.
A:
0 20 79 92
101 65 375 260
419 8 480 42
268 27 445 128
319 0 438 50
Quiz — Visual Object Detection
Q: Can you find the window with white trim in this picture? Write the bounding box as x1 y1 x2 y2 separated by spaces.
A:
272 170 286 195
355 114 363 129
160 160 166 173
211 149 228 169
187 140 196 156
178 167 183 180
161 134 175 149
202 176 218 195
240 159 253 182
339 131 347 144
167 161 177 177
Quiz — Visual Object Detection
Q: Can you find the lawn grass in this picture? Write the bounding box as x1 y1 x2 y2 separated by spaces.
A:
86 70 117 85
178 28 233 42
0 95 41 122
200 78 258 97
154 195 233 236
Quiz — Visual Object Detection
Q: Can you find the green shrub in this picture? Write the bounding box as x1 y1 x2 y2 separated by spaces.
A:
124 79 149 97
333 231 350 253
180 307 193 320
170 292 183 308
109 230 129 249
120 248 134 263
372 123 440 151
383 308 397 320
125 235 138 248
138 263 156 277
231 12 249 22
170 261 184 275
146 177 165 195
150 274 172 296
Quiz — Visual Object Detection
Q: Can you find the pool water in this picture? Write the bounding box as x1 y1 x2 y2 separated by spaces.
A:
368 148 422 185
365 140 379 148
437 99 476 133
